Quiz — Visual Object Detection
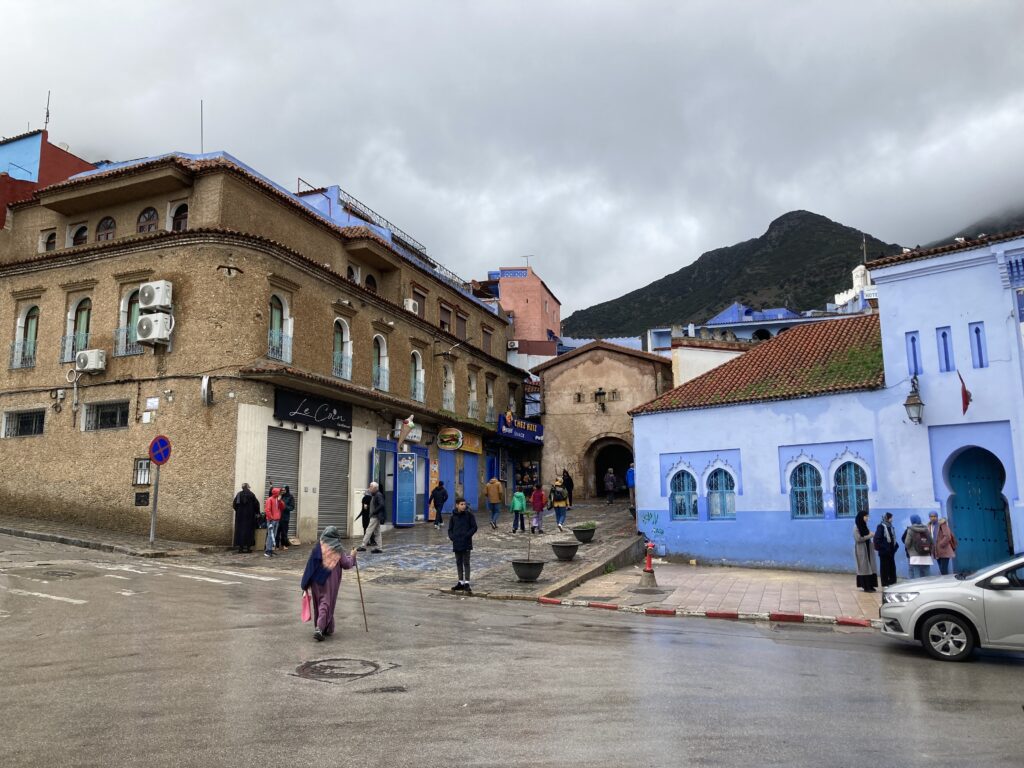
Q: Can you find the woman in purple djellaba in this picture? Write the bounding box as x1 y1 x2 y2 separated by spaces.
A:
300 526 356 641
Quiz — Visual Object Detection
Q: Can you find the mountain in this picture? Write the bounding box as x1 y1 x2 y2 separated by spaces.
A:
928 204 1024 248
561 210 904 338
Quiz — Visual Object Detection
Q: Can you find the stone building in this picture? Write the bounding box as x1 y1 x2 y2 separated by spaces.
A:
0 151 526 544
532 341 671 498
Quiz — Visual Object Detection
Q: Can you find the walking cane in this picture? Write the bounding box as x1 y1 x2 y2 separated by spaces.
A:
354 553 369 632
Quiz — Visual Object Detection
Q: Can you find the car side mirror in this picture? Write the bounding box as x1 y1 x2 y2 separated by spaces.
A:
988 575 1011 589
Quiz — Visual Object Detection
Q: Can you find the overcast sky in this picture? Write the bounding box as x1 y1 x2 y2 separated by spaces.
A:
5 1 1024 316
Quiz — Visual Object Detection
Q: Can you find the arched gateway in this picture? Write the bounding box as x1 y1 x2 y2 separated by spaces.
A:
947 447 1013 572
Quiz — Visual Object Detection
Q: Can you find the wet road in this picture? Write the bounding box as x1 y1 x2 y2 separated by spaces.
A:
2 534 1021 768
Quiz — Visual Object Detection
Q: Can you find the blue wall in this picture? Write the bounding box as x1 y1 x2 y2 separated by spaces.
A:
0 132 42 181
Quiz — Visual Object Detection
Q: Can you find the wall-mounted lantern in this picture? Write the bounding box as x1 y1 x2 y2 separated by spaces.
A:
595 388 606 412
903 375 924 424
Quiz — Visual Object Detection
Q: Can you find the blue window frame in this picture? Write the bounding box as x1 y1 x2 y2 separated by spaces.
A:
834 462 868 518
969 322 988 368
905 331 922 376
669 470 698 520
789 463 823 519
706 468 736 520
936 327 954 372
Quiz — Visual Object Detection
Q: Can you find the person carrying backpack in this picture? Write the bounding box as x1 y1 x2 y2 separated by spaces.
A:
430 481 449 530
548 478 570 531
510 487 528 533
902 514 934 579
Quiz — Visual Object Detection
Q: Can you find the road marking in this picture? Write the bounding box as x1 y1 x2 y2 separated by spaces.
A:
164 564 278 582
175 574 242 585
103 574 131 580
5 573 52 585
0 584 86 604
116 589 145 596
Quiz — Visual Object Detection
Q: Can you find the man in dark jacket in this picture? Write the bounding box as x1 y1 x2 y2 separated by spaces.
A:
357 482 386 553
277 485 295 550
448 496 478 593
430 481 449 530
232 483 260 553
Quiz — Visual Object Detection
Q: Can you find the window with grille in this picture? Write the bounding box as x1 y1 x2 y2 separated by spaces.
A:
4 409 44 437
670 470 698 520
133 458 152 485
834 462 868 518
707 468 736 519
789 463 823 518
85 401 130 431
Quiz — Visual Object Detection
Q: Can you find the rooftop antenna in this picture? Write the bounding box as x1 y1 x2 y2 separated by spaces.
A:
522 254 534 269
200 99 204 154
43 90 51 131
861 233 867 264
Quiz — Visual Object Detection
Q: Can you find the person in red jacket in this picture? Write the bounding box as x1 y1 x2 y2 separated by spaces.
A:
264 487 283 558
530 483 546 534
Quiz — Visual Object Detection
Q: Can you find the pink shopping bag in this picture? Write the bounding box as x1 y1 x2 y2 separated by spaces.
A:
301 591 312 623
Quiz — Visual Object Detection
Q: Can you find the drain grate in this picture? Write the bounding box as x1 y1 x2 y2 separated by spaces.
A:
294 657 398 684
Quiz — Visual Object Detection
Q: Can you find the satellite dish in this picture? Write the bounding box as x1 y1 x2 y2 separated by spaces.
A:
201 375 213 406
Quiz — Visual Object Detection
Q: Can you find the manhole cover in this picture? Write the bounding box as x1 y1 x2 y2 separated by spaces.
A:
371 575 420 585
42 570 78 580
294 657 398 684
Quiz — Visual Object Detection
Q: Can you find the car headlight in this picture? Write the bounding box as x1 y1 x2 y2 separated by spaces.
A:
882 591 919 604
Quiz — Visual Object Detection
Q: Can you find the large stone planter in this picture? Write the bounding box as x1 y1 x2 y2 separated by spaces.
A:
511 559 545 582
550 541 580 561
571 526 596 544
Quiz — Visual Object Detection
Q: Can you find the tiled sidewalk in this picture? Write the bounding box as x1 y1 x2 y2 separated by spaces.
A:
0 514 216 557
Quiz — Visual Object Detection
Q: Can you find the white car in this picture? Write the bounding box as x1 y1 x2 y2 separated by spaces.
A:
879 553 1024 662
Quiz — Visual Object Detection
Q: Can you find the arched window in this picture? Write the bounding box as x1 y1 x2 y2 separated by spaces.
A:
752 329 771 341
365 274 377 293
115 290 143 356
485 378 495 422
790 463 823 518
707 469 736 519
63 298 92 361
410 351 424 402
332 320 351 380
137 208 158 233
96 217 116 242
467 373 478 419
372 335 389 391
346 265 356 282
72 226 88 246
834 462 868 518
13 305 39 368
670 470 698 520
44 232 56 252
171 204 188 232
442 363 455 411
267 295 291 362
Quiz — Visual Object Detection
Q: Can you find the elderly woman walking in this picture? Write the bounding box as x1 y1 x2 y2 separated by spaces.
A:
853 509 878 593
300 526 356 642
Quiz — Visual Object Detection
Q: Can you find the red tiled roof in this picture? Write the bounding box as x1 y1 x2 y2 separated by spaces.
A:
630 314 883 415
531 340 671 374
868 228 1024 270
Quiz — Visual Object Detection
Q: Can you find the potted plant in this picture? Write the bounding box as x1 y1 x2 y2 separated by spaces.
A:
571 520 598 544
511 531 545 582
550 540 579 561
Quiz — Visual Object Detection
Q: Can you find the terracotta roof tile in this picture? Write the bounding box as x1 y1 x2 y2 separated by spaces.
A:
868 228 1024 270
531 340 671 375
630 314 883 415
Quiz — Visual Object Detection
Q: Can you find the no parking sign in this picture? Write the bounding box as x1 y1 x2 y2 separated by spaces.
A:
147 435 172 544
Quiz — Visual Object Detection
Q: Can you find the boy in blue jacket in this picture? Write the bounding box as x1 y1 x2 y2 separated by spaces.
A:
448 496 478 594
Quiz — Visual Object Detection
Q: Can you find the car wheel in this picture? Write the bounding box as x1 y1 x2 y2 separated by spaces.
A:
921 613 975 662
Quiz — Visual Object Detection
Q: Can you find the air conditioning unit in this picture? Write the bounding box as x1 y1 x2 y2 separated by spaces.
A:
138 280 173 312
75 349 107 373
136 312 175 345
507 340 520 350
403 298 420 314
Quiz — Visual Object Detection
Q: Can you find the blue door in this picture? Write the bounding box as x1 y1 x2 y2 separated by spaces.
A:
463 452 480 512
394 452 417 526
438 450 456 513
949 448 1012 572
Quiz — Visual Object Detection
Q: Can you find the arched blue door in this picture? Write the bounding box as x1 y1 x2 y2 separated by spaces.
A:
949 448 1012 572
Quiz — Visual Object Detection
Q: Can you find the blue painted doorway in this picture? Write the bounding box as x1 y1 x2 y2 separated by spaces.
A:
438 450 456 512
949 447 1012 571
463 452 480 511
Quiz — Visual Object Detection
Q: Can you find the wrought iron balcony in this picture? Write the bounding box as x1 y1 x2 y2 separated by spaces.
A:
372 364 390 391
9 340 36 369
411 380 425 402
486 406 497 423
114 327 143 357
332 352 352 380
467 400 479 420
442 391 456 411
60 333 90 363
267 330 292 363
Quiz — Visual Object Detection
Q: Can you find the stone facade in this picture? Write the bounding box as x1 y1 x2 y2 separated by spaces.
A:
0 153 526 543
533 341 671 498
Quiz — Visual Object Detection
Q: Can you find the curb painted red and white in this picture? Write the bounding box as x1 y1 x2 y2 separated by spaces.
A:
536 596 881 629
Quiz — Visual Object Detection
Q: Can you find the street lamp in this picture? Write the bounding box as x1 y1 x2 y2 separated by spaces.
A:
903 376 924 424
594 388 606 412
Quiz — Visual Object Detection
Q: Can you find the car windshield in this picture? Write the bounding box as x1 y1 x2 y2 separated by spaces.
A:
955 554 1024 581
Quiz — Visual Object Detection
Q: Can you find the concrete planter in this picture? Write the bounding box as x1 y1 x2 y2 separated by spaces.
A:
550 541 580 561
571 526 597 544
511 559 545 582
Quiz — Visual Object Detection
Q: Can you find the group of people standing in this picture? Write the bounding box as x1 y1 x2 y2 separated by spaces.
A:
449 470 575 535
231 483 295 557
853 510 958 592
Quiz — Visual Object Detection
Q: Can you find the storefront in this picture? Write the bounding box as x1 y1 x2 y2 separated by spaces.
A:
434 427 485 511
493 413 545 497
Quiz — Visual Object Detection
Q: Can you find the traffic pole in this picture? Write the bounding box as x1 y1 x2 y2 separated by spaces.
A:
149 463 160 545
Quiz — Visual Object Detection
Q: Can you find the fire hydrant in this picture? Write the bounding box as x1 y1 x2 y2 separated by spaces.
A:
639 540 658 587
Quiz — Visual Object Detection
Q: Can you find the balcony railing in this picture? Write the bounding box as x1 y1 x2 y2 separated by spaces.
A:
268 330 292 363
486 406 497 423
442 391 455 411
372 364 390 391
332 352 352 380
467 400 479 420
60 333 90 363
411 380 425 402
9 340 36 369
114 327 143 357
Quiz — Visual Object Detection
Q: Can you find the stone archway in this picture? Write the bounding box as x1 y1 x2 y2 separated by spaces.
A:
582 435 633 499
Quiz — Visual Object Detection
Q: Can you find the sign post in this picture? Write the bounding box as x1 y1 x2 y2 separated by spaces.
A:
148 435 172 545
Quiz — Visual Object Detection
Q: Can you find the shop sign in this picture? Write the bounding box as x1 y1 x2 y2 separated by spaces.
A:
274 388 352 431
460 431 483 454
394 418 423 442
497 413 544 444
437 427 463 451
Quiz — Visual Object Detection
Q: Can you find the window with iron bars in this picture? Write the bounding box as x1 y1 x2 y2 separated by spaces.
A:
4 409 45 437
85 401 130 431
133 457 152 486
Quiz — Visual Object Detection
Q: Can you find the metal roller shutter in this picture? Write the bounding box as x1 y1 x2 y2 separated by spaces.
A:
318 436 350 535
266 426 300 538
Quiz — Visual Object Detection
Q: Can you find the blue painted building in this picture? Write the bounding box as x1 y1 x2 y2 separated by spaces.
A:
632 234 1024 573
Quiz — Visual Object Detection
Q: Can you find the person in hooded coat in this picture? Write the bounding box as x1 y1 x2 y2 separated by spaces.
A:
853 509 878 592
561 469 575 509
232 483 259 553
873 512 900 587
300 526 356 642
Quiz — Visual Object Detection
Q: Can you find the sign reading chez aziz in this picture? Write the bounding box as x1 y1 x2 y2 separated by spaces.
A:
498 414 544 444
274 388 352 431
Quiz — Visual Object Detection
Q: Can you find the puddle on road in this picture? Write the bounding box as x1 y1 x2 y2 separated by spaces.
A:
293 657 399 684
